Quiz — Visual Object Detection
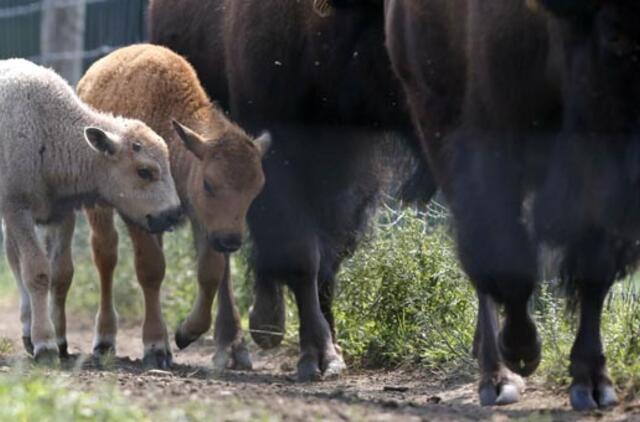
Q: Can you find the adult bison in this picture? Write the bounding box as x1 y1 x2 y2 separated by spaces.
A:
149 0 436 380
386 0 640 411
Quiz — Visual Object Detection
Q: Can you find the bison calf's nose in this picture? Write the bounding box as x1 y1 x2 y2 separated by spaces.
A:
146 207 182 233
209 233 243 253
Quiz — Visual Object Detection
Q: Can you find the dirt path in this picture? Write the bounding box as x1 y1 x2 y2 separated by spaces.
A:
0 300 638 421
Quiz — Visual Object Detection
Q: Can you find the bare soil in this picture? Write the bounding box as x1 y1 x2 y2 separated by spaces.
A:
0 300 638 421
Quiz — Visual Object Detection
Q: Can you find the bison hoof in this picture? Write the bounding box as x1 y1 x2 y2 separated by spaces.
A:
143 348 173 370
212 341 253 372
93 341 116 358
499 332 541 377
570 382 618 411
22 336 34 355
174 324 200 350
297 351 345 382
58 340 70 359
297 356 321 382
323 354 346 379
478 369 525 406
34 345 60 366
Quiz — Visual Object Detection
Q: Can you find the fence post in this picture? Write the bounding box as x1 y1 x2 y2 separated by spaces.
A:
40 0 86 84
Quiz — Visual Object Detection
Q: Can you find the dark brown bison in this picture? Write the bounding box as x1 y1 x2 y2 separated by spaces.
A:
386 0 640 411
149 0 436 380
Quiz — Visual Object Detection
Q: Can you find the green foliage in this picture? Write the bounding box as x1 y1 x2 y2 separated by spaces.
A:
335 208 476 372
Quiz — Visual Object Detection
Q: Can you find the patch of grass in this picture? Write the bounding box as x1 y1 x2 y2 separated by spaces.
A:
0 371 146 421
335 208 476 373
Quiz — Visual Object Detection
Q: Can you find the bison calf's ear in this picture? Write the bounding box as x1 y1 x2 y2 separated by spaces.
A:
84 127 122 156
172 119 207 160
254 131 272 158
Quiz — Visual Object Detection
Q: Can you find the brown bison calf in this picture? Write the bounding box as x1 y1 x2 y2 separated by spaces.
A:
76 44 269 368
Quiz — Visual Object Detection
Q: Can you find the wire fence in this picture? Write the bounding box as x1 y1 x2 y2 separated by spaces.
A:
0 0 148 82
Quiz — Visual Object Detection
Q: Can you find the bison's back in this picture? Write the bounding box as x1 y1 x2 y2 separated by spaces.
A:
149 0 229 109
78 44 210 132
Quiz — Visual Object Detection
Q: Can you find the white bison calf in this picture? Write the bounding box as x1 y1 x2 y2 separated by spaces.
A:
0 59 181 363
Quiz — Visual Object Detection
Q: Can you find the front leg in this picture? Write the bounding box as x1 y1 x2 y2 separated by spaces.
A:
175 228 223 350
86 207 119 357
286 237 345 382
213 254 252 371
450 138 538 406
127 223 171 369
4 209 58 363
43 212 76 358
476 293 526 405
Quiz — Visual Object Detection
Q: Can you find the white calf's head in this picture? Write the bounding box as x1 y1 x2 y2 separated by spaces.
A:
84 120 181 233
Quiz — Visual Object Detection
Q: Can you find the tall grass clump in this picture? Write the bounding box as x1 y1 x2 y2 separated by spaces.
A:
334 205 477 373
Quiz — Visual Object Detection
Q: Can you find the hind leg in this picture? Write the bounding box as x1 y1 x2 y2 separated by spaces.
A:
318 258 340 349
249 273 286 349
127 223 171 369
43 213 76 358
213 254 252 371
4 224 33 355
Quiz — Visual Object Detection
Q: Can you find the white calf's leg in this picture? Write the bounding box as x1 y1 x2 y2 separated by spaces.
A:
4 209 58 363
4 227 33 354
42 213 76 357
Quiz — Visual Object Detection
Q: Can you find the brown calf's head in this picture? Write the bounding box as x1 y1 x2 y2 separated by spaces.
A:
85 120 182 233
172 120 269 253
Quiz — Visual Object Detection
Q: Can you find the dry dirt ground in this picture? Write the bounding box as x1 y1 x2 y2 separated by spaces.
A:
0 300 638 421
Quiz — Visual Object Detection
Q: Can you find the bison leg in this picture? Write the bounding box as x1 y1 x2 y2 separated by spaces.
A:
569 284 616 411
175 226 223 350
564 232 618 411
43 212 76 358
127 223 172 369
475 293 525 405
452 139 539 406
249 274 286 349
4 209 59 364
213 254 252 371
4 224 33 355
318 265 337 344
86 207 119 357
287 238 345 382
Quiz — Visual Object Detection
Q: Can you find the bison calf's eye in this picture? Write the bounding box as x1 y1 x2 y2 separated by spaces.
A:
137 168 154 181
203 180 215 196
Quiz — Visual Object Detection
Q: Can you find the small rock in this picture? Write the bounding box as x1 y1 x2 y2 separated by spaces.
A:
382 399 401 409
427 395 442 404
383 385 410 393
